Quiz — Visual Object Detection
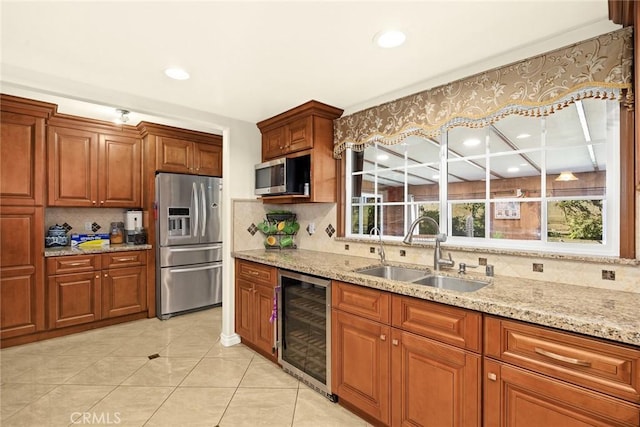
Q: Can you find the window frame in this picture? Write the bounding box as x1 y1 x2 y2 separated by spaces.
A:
338 103 635 259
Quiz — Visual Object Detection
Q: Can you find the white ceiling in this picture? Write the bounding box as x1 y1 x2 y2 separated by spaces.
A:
0 0 620 129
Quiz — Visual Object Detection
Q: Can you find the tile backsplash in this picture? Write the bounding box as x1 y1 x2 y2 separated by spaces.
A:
231 199 640 294
45 208 130 236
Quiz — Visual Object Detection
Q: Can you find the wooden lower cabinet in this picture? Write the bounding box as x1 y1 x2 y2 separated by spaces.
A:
484 358 640 427
102 266 147 318
332 281 481 427
234 259 277 361
0 206 45 339
332 309 391 425
392 329 480 427
47 252 148 330
48 271 101 329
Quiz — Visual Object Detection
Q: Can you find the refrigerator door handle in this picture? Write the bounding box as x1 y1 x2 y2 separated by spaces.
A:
168 263 222 274
201 182 207 237
166 245 222 253
192 182 199 237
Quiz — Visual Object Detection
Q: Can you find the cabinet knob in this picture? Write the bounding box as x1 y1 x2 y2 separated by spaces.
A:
95 275 99 279
100 200 104 204
487 372 497 381
92 201 96 204
392 339 399 346
104 273 108 278
380 334 386 341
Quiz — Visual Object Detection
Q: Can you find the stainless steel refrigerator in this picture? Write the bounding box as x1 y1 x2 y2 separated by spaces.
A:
155 172 222 320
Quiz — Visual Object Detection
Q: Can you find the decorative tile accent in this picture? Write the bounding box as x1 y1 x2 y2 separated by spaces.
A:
602 270 616 280
91 222 101 232
247 223 258 236
400 249 406 257
325 224 335 237
533 263 544 273
478 257 487 266
62 222 73 232
344 244 349 250
369 247 375 254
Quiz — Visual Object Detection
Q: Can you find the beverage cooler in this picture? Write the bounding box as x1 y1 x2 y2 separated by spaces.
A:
277 270 336 401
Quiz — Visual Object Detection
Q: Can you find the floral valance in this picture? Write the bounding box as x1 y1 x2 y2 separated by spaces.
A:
333 27 633 158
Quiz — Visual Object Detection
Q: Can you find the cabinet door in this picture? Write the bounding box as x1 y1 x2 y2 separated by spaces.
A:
194 142 222 176
391 329 480 427
262 127 287 160
286 117 313 154
332 309 390 425
484 358 640 427
0 112 45 206
235 278 254 341
47 126 99 206
0 206 45 338
102 266 147 318
98 134 141 207
156 136 193 173
254 283 276 358
48 271 101 329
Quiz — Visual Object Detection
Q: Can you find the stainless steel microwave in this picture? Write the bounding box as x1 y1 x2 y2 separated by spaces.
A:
255 155 310 196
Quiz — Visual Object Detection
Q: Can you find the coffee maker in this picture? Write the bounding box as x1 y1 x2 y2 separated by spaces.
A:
125 209 146 245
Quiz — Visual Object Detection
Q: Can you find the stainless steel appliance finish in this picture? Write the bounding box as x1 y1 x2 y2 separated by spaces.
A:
156 172 222 320
277 270 336 401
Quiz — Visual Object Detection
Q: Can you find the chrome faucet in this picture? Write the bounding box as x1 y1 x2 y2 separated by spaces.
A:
369 226 386 265
403 216 454 272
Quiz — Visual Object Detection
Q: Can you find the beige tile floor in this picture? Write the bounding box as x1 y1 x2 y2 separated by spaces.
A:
0 307 370 427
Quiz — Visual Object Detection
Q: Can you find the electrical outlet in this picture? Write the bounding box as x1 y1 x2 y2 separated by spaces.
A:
84 222 93 231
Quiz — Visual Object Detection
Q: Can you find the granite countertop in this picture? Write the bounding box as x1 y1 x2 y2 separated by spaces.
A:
233 249 640 347
44 244 152 257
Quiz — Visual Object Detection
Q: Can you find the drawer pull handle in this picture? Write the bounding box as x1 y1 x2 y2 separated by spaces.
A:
115 257 136 262
534 347 592 367
249 271 259 275
380 334 386 341
487 372 497 381
68 262 86 266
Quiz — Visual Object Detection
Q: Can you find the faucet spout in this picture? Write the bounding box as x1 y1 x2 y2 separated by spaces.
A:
369 226 386 265
402 215 453 272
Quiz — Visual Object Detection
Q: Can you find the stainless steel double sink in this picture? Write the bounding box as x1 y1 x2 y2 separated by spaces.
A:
354 265 489 292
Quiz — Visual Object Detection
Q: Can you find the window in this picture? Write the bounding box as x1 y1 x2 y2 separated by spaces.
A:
345 98 620 256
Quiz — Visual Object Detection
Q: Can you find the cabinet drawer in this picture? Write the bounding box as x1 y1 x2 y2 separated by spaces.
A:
332 281 390 324
392 295 482 353
102 251 147 268
46 255 100 274
235 259 276 287
485 315 640 403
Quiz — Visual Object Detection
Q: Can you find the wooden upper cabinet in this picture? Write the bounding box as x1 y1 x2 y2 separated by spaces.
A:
0 95 55 206
261 116 313 160
194 141 222 176
258 100 342 162
47 116 142 208
98 134 141 207
156 136 194 173
47 126 99 207
257 100 343 203
139 123 222 177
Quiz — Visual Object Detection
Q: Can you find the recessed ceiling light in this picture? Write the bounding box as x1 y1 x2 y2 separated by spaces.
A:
516 133 531 139
463 138 481 147
374 30 406 48
376 154 389 161
164 68 190 80
507 167 520 173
